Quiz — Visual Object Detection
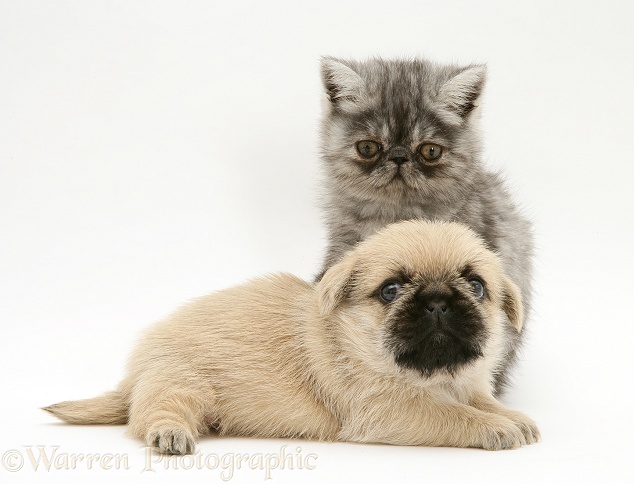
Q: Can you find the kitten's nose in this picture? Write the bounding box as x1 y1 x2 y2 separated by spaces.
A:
388 147 411 166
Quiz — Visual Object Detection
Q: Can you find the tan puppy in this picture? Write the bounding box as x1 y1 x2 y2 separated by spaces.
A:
44 220 539 454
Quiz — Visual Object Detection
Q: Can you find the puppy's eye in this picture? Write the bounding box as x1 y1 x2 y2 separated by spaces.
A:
379 282 403 303
417 143 443 162
356 140 382 158
469 278 485 299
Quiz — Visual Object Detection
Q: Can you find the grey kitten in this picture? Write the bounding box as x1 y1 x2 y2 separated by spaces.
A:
317 57 533 395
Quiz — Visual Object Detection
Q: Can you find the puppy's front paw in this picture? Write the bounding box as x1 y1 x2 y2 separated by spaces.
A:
505 411 540 445
147 427 196 455
477 414 526 451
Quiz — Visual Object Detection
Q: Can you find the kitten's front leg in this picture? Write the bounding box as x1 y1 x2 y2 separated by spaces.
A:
470 393 540 444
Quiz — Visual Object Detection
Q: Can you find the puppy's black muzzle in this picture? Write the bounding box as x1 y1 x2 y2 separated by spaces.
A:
386 286 488 375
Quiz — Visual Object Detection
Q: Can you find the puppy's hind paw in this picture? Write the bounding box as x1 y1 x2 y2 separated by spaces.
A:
147 427 196 455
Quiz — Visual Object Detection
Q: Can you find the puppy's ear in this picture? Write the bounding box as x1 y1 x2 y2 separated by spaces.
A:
316 254 357 315
502 276 524 332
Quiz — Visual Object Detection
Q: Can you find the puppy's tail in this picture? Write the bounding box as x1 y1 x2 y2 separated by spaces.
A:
42 390 128 425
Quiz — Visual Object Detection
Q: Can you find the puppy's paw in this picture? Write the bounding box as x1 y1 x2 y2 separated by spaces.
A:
476 414 526 451
147 427 196 455
505 411 540 445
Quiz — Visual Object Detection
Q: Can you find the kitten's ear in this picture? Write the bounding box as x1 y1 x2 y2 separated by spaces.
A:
320 57 366 111
436 65 487 123
316 253 357 315
501 275 524 332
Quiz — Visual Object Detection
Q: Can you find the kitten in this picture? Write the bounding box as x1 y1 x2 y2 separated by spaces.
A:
317 57 533 394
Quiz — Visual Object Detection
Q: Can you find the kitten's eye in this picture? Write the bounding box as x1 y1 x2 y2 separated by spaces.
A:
468 278 485 300
417 143 443 162
356 140 382 158
379 282 403 303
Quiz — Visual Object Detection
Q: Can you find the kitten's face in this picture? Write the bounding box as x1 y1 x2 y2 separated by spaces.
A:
320 58 486 206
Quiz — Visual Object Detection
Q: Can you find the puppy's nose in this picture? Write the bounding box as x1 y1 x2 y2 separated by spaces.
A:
388 147 411 165
426 300 448 314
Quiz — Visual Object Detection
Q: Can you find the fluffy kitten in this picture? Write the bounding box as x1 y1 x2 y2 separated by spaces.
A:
317 57 533 394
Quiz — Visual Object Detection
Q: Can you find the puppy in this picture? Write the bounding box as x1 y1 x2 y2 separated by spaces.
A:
44 220 539 454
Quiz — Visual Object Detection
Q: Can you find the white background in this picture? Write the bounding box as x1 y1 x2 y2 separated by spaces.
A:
1 1 633 482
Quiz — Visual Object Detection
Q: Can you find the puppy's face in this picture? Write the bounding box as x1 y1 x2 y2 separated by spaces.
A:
381 267 490 376
317 220 522 379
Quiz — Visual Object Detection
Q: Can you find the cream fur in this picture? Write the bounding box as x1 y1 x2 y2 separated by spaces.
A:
44 221 539 454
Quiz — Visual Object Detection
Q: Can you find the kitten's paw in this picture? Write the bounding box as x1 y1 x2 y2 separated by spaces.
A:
476 414 526 451
147 427 196 455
